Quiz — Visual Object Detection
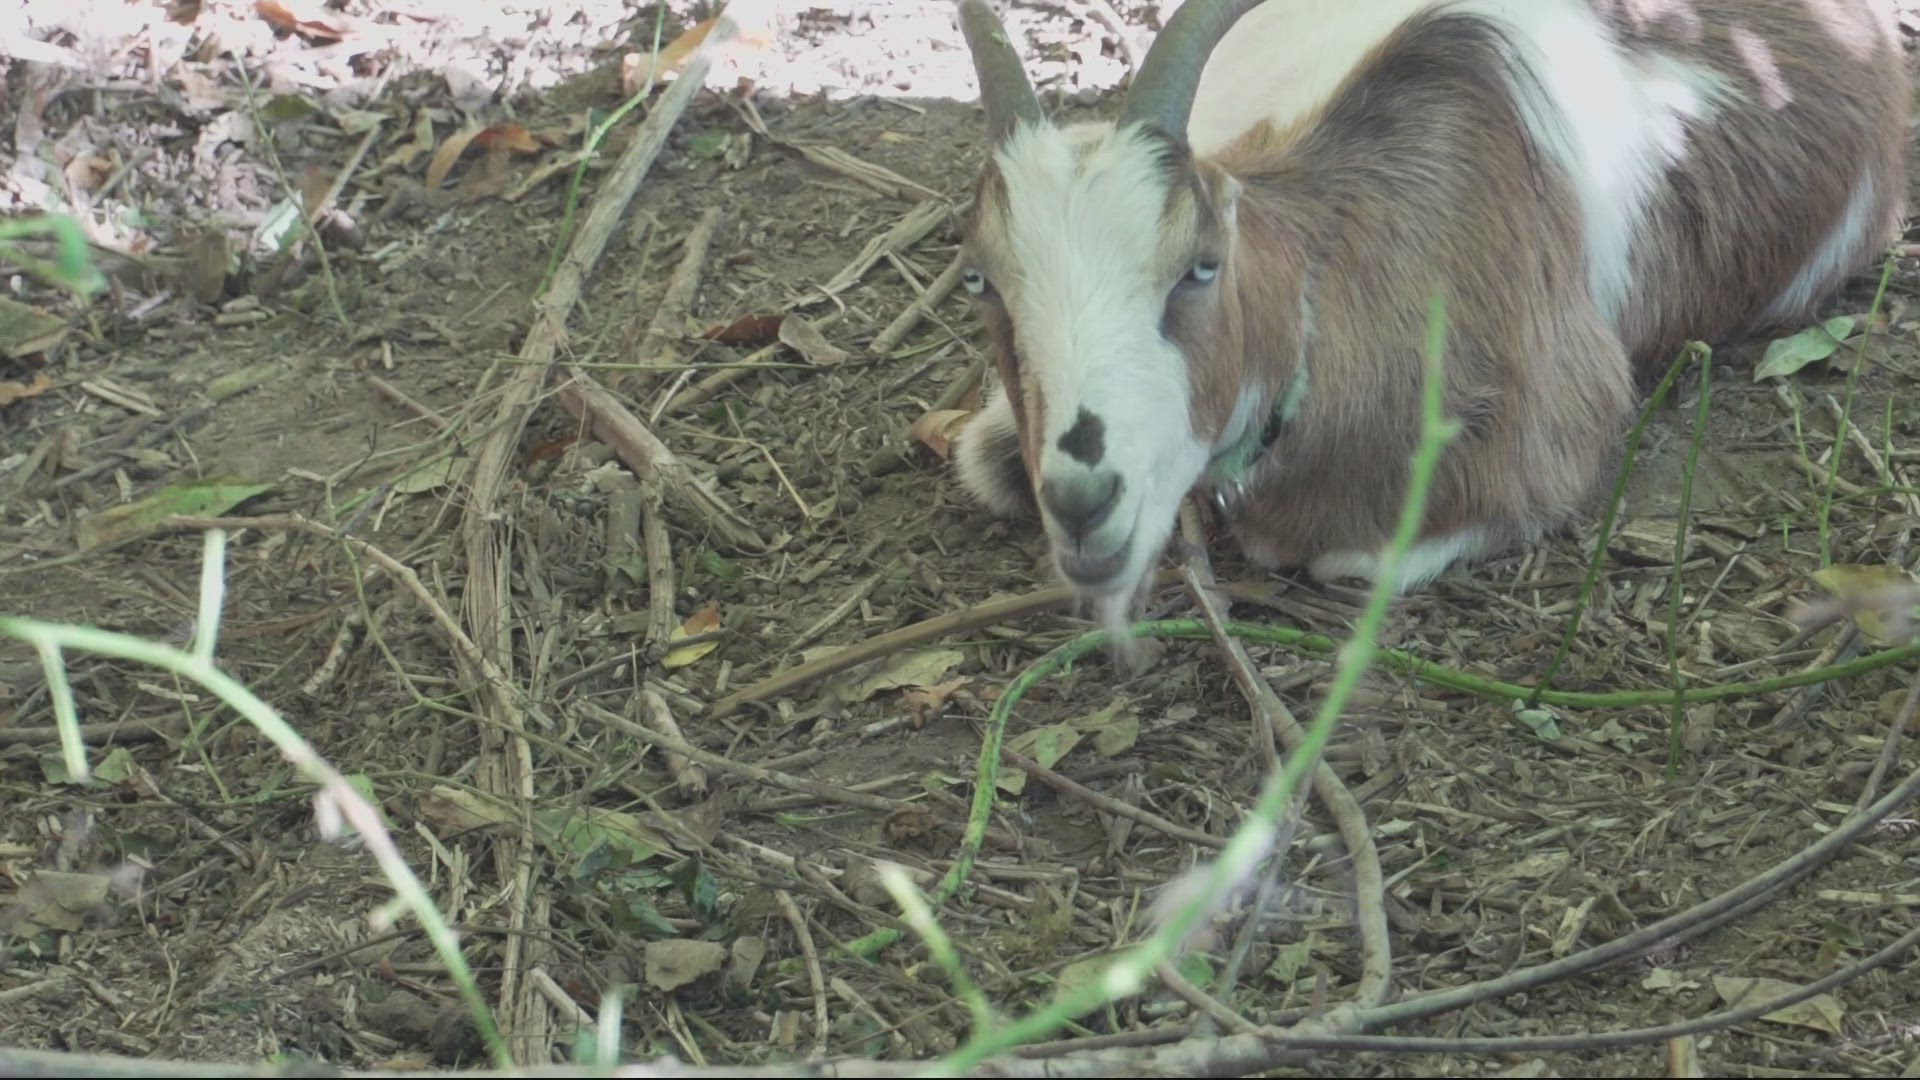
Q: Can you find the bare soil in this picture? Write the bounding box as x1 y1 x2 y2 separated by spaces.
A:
3 2 1920 1075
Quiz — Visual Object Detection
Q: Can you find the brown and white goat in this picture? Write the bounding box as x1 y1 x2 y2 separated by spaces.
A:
950 0 1908 627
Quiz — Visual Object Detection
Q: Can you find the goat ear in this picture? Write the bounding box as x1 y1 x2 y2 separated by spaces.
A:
954 385 1036 518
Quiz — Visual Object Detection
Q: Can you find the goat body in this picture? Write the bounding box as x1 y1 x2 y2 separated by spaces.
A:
953 0 1908 621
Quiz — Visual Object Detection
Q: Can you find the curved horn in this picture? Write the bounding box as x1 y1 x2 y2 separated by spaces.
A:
958 0 1042 142
1119 0 1267 139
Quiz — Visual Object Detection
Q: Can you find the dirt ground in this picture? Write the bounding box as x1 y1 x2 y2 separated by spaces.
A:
4 1 1920 1075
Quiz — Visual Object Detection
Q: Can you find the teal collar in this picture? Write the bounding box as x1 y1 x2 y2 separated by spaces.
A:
1205 362 1309 498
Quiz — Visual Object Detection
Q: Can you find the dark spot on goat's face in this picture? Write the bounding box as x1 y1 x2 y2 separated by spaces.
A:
1056 407 1106 465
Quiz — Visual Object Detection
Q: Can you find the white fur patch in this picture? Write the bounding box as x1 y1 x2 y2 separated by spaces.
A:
1187 0 1438 157
1761 164 1881 324
1308 528 1493 590
990 122 1215 606
1191 2 1729 330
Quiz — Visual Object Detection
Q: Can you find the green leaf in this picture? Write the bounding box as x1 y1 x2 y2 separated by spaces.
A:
74 479 274 551
93 747 136 784
696 550 741 582
1753 315 1857 380
260 94 319 123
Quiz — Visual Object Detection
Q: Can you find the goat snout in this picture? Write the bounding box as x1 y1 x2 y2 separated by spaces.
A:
1039 472 1123 540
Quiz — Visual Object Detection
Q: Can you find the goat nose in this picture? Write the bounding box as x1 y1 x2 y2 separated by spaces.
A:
1039 472 1122 538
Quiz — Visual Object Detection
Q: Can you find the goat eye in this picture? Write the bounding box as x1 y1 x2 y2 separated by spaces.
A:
1187 259 1220 284
961 268 989 296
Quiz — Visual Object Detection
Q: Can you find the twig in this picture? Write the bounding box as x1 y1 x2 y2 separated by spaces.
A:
637 205 723 367
707 572 1176 720
1855 662 1920 812
664 313 845 415
870 249 965 356
1155 961 1262 1037
1174 504 1392 1015
555 374 767 553
368 374 448 431
640 476 678 658
1003 750 1224 849
775 890 831 1060
814 199 956 302
641 688 707 795
1826 393 1920 518
580 702 922 815
454 20 737 1049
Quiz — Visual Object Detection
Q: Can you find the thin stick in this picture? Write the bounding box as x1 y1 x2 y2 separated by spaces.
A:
1004 750 1225 849
580 702 922 815
641 688 707 795
455 22 737 1047
870 250 965 356
639 476 678 658
556 374 766 552
707 570 1179 719
775 889 832 1060
637 206 723 368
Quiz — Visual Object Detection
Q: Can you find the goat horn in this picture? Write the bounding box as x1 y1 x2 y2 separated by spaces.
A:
1119 0 1267 139
958 0 1042 142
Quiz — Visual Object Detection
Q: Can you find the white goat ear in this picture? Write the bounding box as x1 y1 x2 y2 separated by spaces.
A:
953 384 1035 518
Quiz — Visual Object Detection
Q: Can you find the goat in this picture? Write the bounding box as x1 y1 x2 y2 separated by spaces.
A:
949 0 1908 630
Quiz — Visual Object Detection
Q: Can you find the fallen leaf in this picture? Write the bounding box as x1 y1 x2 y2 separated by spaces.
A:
702 313 784 346
726 936 767 990
424 126 483 190
1811 564 1920 643
183 229 230 303
998 723 1082 794
841 648 963 703
1712 975 1843 1035
777 314 849 365
0 294 70 357
910 408 971 460
645 938 727 992
902 678 968 725
14 871 112 933
1069 697 1138 757
75 480 274 552
533 806 672 864
254 0 347 43
1753 315 1858 381
621 17 718 96
298 163 334 219
472 122 541 154
391 455 462 495
662 604 723 668
0 372 52 407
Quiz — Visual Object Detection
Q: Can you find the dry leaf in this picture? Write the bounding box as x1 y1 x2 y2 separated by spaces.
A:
645 938 728 992
662 603 723 668
298 163 333 219
902 678 968 725
0 295 69 358
472 122 541 154
0 372 52 407
254 0 348 43
703 313 784 346
183 230 230 303
620 17 718 96
841 648 963 703
911 408 971 460
778 315 850 365
424 126 483 190
1807 564 1920 643
1712 975 1844 1035
998 723 1083 794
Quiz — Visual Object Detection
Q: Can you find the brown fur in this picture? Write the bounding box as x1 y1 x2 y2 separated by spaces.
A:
961 1 1907 580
